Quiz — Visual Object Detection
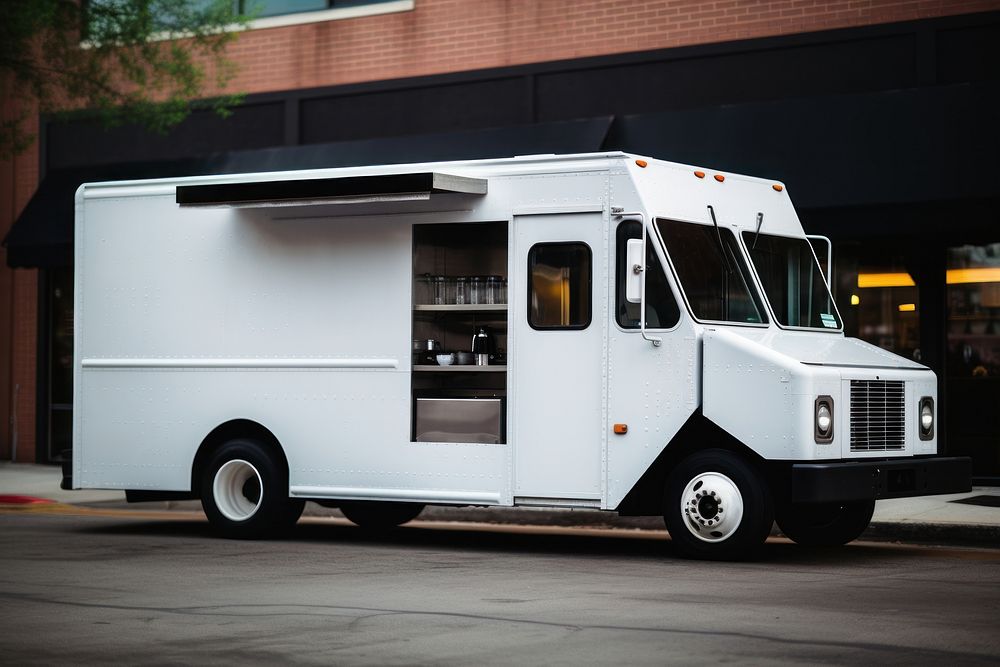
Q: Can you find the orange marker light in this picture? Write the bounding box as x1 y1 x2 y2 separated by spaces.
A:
773 184 784 192
635 159 648 168
613 423 629 435
714 174 725 183
694 171 705 179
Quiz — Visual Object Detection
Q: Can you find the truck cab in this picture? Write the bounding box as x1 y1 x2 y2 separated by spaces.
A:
611 157 969 558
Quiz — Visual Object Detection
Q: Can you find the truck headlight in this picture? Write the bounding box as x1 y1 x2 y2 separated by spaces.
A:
814 396 834 444
919 397 934 440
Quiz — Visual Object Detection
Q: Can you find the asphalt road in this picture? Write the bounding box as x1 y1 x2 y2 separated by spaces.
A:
1 506 998 665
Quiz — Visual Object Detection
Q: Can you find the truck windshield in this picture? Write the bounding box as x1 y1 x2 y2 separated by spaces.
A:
656 218 767 324
742 231 841 330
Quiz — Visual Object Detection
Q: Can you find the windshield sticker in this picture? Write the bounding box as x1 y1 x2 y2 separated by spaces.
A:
820 313 838 328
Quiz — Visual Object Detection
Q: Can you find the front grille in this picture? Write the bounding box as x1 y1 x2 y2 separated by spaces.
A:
850 380 905 452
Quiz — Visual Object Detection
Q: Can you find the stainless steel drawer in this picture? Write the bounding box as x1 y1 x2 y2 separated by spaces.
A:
415 398 504 444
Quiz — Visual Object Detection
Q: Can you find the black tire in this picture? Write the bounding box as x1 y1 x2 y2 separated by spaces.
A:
339 501 424 530
200 438 304 539
663 449 774 561
776 500 875 546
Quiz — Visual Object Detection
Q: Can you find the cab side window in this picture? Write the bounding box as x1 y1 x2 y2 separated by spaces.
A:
615 221 680 329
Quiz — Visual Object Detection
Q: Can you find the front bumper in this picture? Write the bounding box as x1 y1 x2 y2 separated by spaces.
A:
790 456 971 503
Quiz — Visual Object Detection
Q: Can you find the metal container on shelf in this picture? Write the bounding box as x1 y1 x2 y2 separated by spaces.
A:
415 398 503 444
472 327 491 366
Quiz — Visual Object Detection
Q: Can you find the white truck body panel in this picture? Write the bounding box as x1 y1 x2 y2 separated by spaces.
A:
72 152 940 510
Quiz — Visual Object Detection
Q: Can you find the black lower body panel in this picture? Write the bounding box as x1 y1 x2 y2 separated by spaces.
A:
60 456 73 490
791 456 971 503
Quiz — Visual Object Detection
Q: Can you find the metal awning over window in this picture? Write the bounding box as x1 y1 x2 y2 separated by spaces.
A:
175 172 487 208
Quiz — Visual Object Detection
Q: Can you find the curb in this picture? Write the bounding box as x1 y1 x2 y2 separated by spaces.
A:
862 521 1000 548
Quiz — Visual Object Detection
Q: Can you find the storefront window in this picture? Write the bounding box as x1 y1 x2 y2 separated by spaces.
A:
47 269 74 462
840 249 921 362
946 243 1000 477
947 244 1000 377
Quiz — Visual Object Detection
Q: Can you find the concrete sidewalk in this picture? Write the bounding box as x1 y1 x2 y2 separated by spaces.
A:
2 462 998 547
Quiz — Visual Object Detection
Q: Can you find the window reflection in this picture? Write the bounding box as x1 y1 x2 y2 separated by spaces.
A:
615 221 679 329
744 232 840 329
947 243 1000 476
839 250 921 362
528 243 592 329
656 218 766 324
947 244 1000 378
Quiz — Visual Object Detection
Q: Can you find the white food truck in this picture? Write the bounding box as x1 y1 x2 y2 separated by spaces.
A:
67 152 970 559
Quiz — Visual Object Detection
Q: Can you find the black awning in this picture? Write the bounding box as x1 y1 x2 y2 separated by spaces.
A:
3 170 78 269
3 159 201 269
605 81 1000 211
4 116 612 268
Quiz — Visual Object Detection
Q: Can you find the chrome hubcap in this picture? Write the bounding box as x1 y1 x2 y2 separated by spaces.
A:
680 472 744 543
213 459 263 522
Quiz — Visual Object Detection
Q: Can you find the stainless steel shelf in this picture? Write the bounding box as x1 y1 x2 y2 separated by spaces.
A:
413 304 508 312
413 365 507 372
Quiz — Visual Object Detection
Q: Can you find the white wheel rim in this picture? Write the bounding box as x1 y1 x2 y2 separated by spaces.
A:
213 459 263 522
679 472 744 543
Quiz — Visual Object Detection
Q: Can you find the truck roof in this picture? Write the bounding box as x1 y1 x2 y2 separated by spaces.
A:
77 151 783 194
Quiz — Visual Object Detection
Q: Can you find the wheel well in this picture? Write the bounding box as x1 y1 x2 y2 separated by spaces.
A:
191 419 290 497
616 411 769 516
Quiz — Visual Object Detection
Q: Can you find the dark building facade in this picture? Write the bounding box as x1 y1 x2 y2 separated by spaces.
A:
2 1 998 479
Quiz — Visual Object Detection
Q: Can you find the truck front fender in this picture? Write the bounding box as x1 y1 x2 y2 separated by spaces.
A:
701 329 841 460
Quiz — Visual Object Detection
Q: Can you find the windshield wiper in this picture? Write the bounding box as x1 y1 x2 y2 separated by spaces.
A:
707 205 733 274
751 211 764 249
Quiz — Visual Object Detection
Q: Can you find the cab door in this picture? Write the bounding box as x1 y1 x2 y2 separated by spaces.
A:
512 212 604 501
604 218 697 509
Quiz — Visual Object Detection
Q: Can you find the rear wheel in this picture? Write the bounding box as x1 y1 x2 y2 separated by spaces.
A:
201 439 304 539
340 501 424 530
663 449 773 560
776 500 875 546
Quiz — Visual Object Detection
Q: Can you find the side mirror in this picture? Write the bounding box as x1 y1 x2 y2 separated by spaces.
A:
625 238 643 303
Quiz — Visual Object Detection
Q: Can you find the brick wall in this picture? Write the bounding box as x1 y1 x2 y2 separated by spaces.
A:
211 0 999 96
0 102 38 462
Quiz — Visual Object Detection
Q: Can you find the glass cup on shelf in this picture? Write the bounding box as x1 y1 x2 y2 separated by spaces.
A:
432 276 447 305
469 276 482 304
485 276 498 304
454 276 467 305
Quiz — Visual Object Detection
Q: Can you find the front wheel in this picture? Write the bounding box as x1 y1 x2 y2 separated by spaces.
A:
776 500 875 546
340 501 424 530
201 439 304 539
663 449 774 561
